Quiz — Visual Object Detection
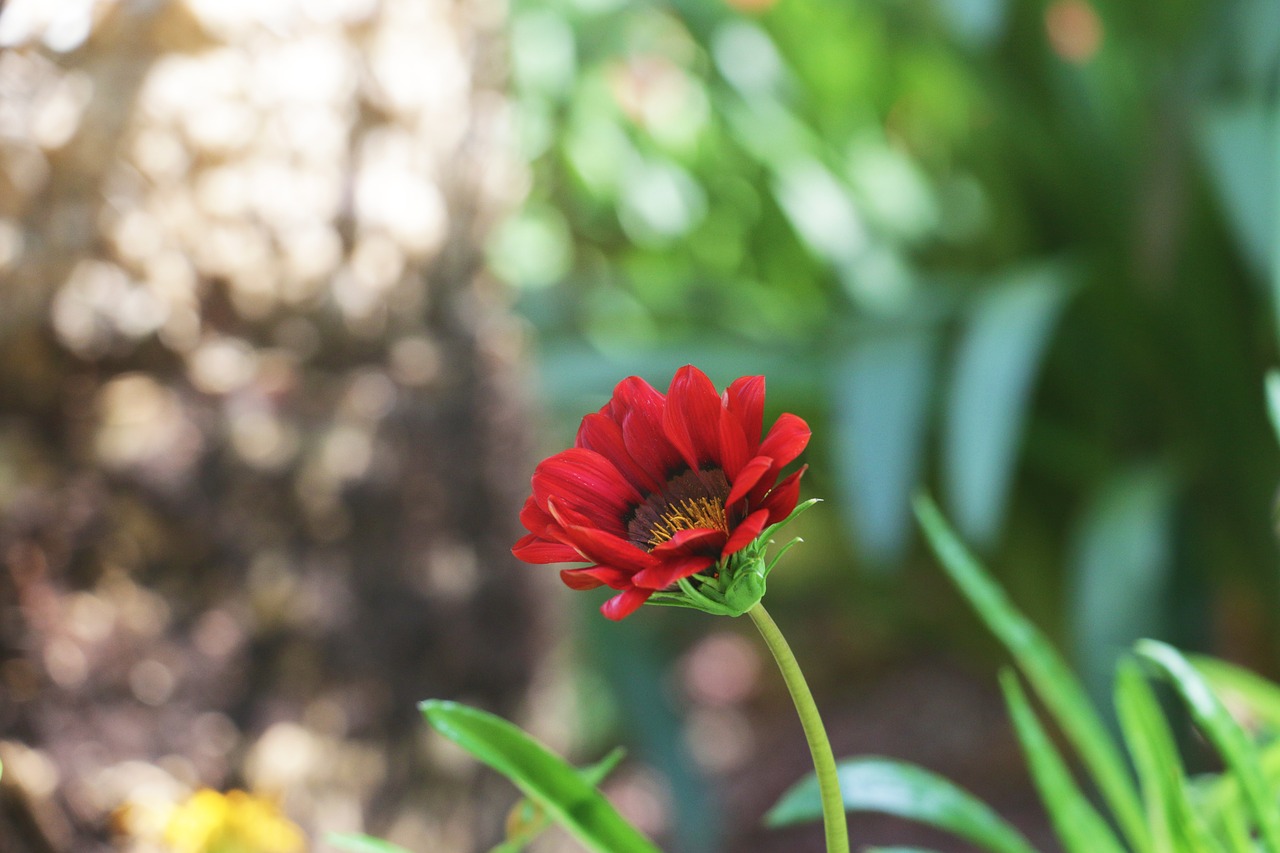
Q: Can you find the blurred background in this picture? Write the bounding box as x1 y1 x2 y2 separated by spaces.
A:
0 0 1278 850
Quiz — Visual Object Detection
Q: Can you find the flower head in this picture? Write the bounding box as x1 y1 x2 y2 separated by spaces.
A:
161 789 305 853
514 365 811 620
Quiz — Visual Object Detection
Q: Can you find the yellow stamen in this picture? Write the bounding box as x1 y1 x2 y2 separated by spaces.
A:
648 497 728 547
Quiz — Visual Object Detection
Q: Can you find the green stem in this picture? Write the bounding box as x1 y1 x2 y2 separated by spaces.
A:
747 603 848 853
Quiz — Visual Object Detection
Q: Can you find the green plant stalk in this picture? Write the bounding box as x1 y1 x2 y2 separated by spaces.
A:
748 603 849 853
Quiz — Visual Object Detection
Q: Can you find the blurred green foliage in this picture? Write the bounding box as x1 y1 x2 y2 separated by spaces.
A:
500 0 1280 651
500 0 1280 844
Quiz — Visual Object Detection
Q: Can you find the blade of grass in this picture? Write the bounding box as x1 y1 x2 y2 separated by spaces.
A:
1113 659 1224 853
766 757 1038 853
914 494 1149 853
1135 640 1280 853
999 670 1127 853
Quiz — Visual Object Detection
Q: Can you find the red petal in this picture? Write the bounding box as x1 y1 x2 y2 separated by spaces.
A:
577 412 664 494
545 496 593 530
718 405 750 479
725 375 765 449
632 555 716 590
650 527 727 557
663 365 723 472
602 588 652 620
513 534 581 564
561 565 631 590
758 413 811 470
726 455 773 508
531 448 640 534
519 496 556 536
609 375 663 418
558 524 654 575
617 379 683 478
724 509 770 554
761 466 806 524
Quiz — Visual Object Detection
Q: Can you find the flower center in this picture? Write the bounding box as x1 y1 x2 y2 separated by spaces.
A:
627 468 731 551
647 497 728 548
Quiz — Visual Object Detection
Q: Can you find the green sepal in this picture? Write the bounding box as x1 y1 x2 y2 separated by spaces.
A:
723 555 768 613
642 499 820 618
760 498 822 547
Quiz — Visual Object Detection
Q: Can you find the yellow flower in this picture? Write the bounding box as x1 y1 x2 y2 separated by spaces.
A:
162 789 305 853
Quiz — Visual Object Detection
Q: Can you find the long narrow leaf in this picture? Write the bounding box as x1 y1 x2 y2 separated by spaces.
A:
1136 641 1280 853
942 265 1072 546
833 327 937 566
914 494 1149 852
1113 659 1223 853
1197 100 1277 281
999 671 1127 853
766 757 1037 853
421 701 661 853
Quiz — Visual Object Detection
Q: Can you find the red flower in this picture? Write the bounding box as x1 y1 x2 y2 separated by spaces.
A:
513 365 810 620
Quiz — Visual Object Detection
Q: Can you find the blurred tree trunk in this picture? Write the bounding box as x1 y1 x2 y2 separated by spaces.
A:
0 1 543 849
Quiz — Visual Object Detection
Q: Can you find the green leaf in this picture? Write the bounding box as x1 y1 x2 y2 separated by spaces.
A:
1113 659 1223 853
420 701 661 853
942 264 1073 546
833 325 937 566
493 747 628 853
999 671 1127 853
1135 640 1280 853
326 833 413 853
913 494 1149 853
766 757 1036 853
